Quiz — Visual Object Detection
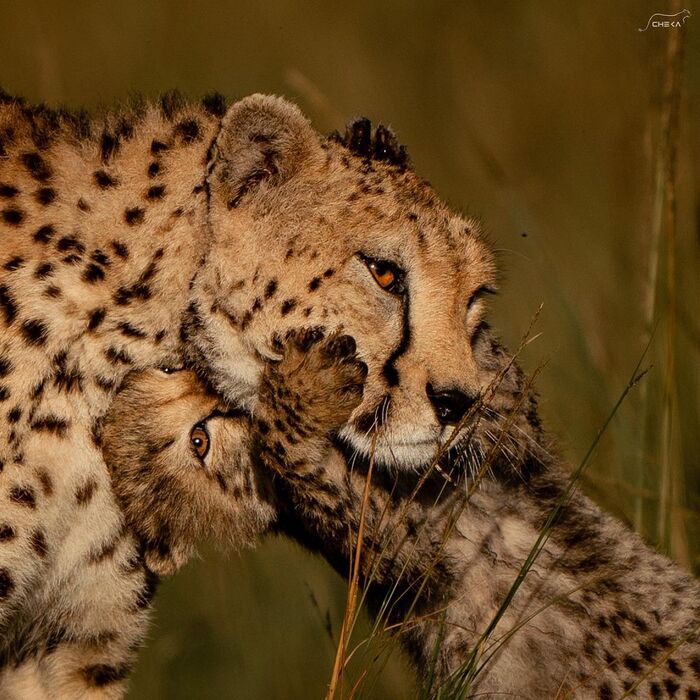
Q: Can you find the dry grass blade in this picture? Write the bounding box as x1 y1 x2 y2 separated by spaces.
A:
326 434 377 700
654 0 686 560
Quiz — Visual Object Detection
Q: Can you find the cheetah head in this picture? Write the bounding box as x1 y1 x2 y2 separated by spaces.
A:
188 95 521 472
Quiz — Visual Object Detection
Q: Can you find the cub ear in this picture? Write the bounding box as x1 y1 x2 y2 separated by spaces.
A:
208 94 321 209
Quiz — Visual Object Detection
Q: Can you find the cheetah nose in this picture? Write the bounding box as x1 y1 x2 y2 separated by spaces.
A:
426 384 475 426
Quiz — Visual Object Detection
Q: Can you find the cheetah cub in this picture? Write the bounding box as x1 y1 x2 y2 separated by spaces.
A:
101 332 367 576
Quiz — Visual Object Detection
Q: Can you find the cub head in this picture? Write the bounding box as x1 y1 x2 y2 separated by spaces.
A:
102 368 275 576
188 95 527 472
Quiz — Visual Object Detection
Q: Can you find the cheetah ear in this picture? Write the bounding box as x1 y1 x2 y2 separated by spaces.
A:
208 94 321 209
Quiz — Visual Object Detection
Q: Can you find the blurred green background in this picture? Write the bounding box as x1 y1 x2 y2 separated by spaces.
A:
2 1 698 697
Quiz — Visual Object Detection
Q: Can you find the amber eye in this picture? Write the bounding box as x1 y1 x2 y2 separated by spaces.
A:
362 256 405 295
190 424 210 459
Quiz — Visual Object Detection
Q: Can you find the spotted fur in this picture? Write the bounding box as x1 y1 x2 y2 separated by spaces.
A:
106 332 699 698
0 87 494 695
2 85 697 698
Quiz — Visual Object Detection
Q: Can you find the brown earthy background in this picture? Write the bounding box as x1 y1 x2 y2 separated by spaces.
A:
2 1 698 697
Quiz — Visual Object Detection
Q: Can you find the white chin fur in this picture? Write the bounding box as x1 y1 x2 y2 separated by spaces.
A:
338 425 440 470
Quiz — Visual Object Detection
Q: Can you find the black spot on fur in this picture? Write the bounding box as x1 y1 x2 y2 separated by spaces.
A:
21 319 48 346
114 288 133 305
94 375 116 392
0 386 8 402
4 256 24 271
623 656 641 673
21 152 52 181
124 207 145 225
160 90 185 120
667 658 682 675
0 285 17 325
34 264 53 282
0 356 11 377
0 568 14 599
77 198 90 212
146 185 165 200
36 187 56 205
82 664 130 688
664 678 680 696
281 299 297 316
62 253 82 265
691 655 700 678
33 223 55 243
9 485 36 508
598 682 613 700
175 118 201 143
265 279 278 299
0 184 19 198
308 277 321 292
75 478 97 505
36 470 53 497
100 130 119 163
91 249 110 267
1 208 24 225
54 362 83 394
111 241 129 259
118 322 147 339
7 406 21 423
88 308 106 331
30 529 48 557
30 378 46 399
94 169 117 188
57 235 85 254
148 161 160 177
44 285 61 298
0 524 15 541
82 263 105 284
202 92 227 117
150 139 168 155
30 415 69 437
105 347 133 365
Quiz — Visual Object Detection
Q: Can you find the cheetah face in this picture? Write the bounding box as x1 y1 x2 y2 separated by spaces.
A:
102 369 275 576
189 96 501 471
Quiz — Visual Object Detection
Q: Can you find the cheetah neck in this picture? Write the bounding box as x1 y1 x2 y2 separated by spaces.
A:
275 451 700 697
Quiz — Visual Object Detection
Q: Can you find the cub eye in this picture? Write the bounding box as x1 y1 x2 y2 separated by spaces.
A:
190 424 210 459
362 256 405 295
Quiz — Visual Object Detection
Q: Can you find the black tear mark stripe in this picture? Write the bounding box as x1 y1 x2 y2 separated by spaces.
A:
382 295 411 387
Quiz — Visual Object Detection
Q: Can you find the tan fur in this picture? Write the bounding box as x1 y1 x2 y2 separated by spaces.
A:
3 86 696 698
105 356 700 698
0 89 498 694
101 332 365 575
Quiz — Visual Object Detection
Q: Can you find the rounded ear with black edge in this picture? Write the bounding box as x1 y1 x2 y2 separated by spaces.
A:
207 94 321 210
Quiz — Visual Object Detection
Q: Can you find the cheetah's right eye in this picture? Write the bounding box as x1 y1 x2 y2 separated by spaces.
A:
360 254 405 295
190 424 210 459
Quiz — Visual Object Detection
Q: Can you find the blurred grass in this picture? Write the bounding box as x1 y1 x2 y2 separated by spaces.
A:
1 1 698 697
